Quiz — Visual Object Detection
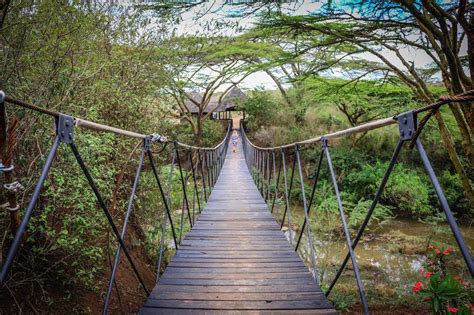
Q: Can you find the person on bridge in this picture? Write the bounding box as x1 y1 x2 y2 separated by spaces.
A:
231 130 239 153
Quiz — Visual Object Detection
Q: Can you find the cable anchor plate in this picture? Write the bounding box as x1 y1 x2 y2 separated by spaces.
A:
57 114 75 144
396 111 417 141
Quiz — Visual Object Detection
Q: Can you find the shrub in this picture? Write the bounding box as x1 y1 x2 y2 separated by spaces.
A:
412 244 473 314
345 161 432 217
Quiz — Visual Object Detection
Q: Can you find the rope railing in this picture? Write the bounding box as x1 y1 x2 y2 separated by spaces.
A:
240 91 474 315
0 91 232 314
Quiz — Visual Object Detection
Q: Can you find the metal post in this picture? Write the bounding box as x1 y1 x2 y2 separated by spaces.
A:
0 136 60 286
327 140 403 295
147 150 178 249
416 140 474 276
271 150 281 214
280 150 292 245
156 146 177 282
296 149 324 251
324 139 368 314
103 144 146 314
295 145 319 283
266 152 271 201
280 151 296 228
189 150 201 220
174 142 193 229
70 143 149 295
261 150 266 196
198 149 207 202
178 149 192 243
205 151 211 194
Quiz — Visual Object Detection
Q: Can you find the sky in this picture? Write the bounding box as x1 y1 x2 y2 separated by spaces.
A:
157 0 465 91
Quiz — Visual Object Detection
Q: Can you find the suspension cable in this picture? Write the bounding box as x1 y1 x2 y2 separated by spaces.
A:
2 92 231 150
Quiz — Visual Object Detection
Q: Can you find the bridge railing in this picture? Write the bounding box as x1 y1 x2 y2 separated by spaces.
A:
240 91 474 315
0 91 232 314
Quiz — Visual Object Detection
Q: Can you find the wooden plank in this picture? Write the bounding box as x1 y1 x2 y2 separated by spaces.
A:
161 272 313 280
150 284 321 293
165 267 310 274
147 291 325 301
143 299 334 310
139 308 338 315
157 278 317 286
167 262 308 269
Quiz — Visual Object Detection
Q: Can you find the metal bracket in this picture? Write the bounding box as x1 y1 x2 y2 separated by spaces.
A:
396 111 417 141
144 137 151 151
149 133 167 143
4 181 24 193
321 137 328 149
0 163 14 173
57 114 75 144
145 133 168 150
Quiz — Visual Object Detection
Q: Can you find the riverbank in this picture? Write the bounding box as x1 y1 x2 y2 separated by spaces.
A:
274 204 473 312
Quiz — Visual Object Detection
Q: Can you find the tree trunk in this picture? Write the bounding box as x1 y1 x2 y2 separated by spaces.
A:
433 112 474 207
0 0 10 30
196 115 203 147
448 102 474 168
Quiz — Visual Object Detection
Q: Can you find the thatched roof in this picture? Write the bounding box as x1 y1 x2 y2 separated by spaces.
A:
184 87 246 114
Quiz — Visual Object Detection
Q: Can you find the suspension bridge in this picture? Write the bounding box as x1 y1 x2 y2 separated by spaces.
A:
140 138 335 314
0 90 473 314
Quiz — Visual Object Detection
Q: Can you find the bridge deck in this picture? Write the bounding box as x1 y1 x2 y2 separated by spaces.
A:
140 139 336 314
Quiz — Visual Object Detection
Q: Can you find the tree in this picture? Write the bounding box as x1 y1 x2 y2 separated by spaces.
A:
258 0 474 206
160 35 281 145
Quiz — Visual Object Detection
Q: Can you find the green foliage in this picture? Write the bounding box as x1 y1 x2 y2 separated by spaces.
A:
346 161 432 217
347 199 393 228
438 170 470 214
23 133 117 289
0 1 199 308
239 90 277 129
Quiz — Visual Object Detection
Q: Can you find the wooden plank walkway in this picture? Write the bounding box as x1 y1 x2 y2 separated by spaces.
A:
140 138 336 314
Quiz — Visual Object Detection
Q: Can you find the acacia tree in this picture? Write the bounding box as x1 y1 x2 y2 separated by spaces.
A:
260 0 474 206
161 35 282 145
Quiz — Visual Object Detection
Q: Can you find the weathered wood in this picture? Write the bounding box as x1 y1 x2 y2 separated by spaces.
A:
148 291 325 301
140 141 335 314
151 284 322 294
143 299 334 310
140 308 338 315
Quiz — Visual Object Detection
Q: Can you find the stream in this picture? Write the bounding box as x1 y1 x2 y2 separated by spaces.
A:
279 206 473 295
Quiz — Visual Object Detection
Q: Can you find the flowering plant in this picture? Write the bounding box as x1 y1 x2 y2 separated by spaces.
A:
412 244 472 314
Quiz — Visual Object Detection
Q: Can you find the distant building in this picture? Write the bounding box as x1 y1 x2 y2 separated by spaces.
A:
184 87 246 116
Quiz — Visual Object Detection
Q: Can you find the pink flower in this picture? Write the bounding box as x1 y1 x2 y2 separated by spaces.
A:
453 276 462 281
447 307 458 313
427 244 434 249
435 248 441 255
425 272 433 277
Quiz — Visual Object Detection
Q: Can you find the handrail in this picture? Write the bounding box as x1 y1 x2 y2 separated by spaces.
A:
2 92 229 150
241 89 474 151
245 117 397 150
240 91 474 315
175 120 233 151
